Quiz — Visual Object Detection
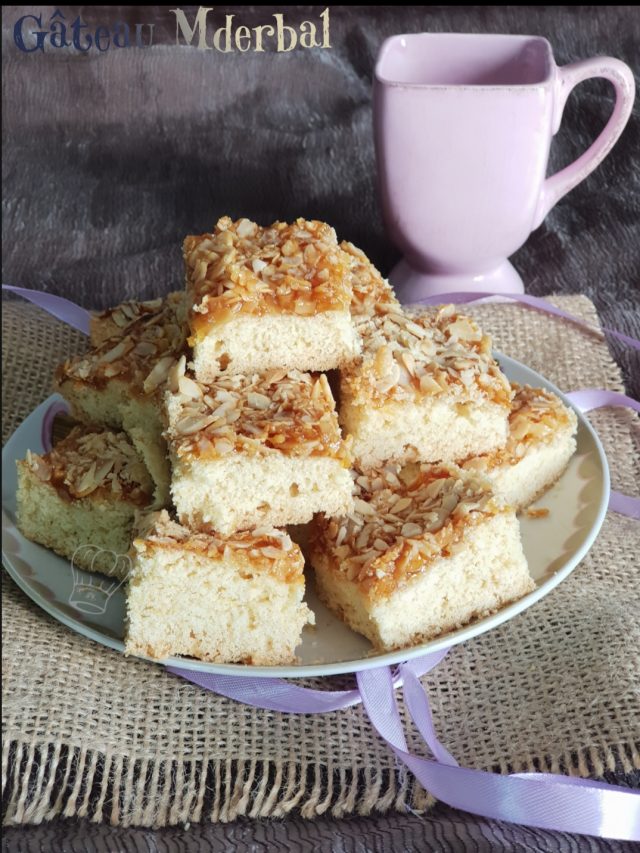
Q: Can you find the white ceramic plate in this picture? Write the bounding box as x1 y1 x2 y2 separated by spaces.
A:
2 355 609 678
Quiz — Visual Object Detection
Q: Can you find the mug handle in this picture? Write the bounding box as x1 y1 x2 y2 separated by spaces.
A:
533 57 635 228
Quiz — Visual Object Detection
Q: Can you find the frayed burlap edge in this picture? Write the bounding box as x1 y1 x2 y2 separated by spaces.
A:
1 742 436 827
3 739 639 827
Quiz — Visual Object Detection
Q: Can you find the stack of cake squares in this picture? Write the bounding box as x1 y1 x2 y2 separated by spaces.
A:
17 215 577 665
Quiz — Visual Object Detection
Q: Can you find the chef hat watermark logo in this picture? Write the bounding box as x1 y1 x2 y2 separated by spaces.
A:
69 545 131 615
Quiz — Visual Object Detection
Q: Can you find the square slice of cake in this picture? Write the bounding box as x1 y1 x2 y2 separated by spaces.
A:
184 216 361 381
309 463 533 651
341 240 400 318
340 305 512 469
16 427 154 578
125 511 314 664
164 358 354 535
460 384 577 511
55 292 187 507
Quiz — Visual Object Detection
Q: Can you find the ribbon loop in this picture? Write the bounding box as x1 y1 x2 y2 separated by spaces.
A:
2 284 91 335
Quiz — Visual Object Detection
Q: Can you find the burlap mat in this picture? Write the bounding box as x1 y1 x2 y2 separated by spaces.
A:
2 295 639 827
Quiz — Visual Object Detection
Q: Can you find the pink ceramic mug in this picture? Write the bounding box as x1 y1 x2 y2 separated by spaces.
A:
374 33 635 297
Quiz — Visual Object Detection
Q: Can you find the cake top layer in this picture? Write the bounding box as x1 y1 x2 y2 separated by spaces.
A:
134 510 304 582
185 216 353 339
23 427 154 505
164 356 351 464
56 292 186 397
312 463 503 600
341 241 400 317
90 296 165 348
462 383 577 471
342 305 512 408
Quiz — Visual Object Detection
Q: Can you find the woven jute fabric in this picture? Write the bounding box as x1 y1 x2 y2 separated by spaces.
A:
2 295 639 827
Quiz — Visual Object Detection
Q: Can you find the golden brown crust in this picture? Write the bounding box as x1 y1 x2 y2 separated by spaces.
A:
461 384 577 472
21 427 154 505
184 217 352 340
340 240 399 317
342 305 512 409
55 292 187 398
164 356 351 465
310 464 504 602
134 510 304 583
90 296 166 347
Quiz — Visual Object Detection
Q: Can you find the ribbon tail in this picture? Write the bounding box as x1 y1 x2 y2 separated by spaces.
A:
2 284 91 335
359 667 640 840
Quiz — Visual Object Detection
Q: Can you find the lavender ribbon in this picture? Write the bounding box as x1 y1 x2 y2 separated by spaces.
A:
168 650 640 840
357 664 640 840
40 400 70 453
2 284 91 335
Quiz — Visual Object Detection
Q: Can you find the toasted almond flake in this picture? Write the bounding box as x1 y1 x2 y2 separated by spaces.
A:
354 498 375 516
75 462 98 496
214 438 234 454
143 356 176 393
374 345 393 378
133 340 157 357
525 507 550 519
401 522 423 538
391 496 412 514
176 415 215 435
261 546 284 559
100 339 130 363
236 218 257 239
247 392 271 410
93 459 115 485
178 375 203 399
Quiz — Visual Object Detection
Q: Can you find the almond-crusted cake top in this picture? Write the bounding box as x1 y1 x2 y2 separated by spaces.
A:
342 305 512 408
164 356 351 464
91 296 165 348
185 216 353 339
341 241 400 317
461 384 577 472
23 427 153 505
134 510 304 582
311 463 504 601
56 292 187 397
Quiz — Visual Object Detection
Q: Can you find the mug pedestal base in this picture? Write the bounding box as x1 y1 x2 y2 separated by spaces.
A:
389 259 525 302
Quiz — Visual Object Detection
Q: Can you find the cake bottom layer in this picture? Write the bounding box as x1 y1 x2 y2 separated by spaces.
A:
16 467 135 579
125 546 313 664
478 434 577 512
192 311 360 381
340 393 509 470
312 512 533 651
171 453 353 535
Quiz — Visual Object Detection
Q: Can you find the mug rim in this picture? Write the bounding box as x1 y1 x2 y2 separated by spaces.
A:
375 32 555 90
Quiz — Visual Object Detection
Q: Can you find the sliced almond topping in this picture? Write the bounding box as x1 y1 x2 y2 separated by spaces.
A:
178 375 203 400
401 522 423 538
354 498 375 516
246 391 271 410
143 356 177 393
